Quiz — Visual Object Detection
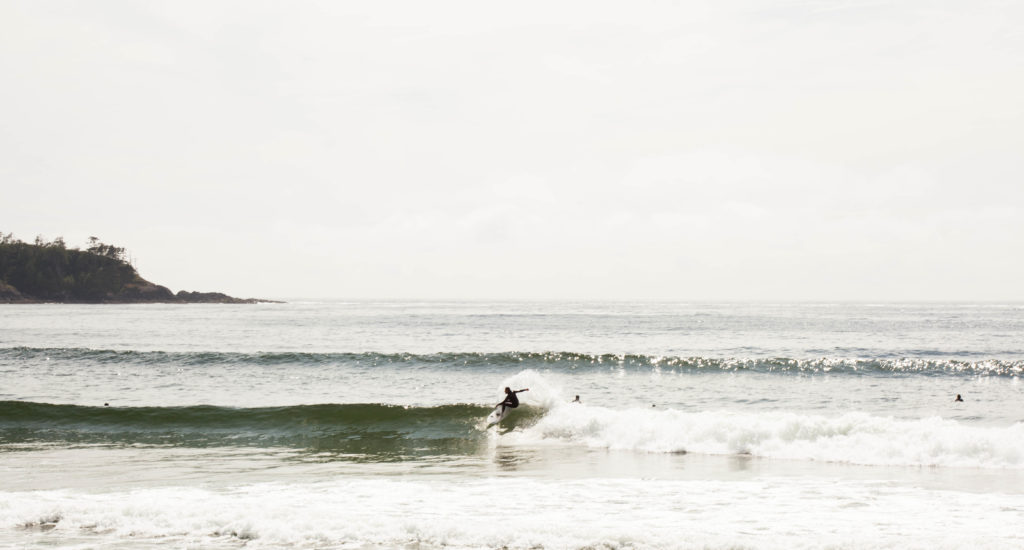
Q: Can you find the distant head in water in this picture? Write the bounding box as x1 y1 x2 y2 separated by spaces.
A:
955 394 964 402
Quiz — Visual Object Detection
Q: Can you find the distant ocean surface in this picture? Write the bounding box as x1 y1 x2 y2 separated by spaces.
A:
2 301 1023 549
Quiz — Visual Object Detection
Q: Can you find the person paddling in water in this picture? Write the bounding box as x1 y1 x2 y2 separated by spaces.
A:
498 387 529 413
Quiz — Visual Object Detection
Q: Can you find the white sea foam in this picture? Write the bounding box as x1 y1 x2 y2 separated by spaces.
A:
504 403 1024 469
3 477 1023 550
4 303 1024 549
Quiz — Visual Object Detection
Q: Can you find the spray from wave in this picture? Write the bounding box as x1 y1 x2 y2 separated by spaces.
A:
508 403 1024 469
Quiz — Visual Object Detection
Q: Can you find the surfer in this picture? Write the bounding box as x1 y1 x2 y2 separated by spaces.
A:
954 394 964 402
498 387 529 413
572 395 581 403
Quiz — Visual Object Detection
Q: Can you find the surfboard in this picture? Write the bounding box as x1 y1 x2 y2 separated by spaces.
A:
485 404 510 427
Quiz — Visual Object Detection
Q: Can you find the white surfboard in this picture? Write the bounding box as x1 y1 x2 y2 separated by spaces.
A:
485 404 511 427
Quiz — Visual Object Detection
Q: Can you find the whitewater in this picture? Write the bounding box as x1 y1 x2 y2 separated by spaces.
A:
2 301 1023 549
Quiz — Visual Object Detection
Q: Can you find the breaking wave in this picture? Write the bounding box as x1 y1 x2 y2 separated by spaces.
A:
3 347 1022 376
513 403 1024 469
3 400 1022 469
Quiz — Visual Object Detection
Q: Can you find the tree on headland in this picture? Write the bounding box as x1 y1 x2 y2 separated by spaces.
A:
86 236 126 261
0 233 140 301
0 232 275 304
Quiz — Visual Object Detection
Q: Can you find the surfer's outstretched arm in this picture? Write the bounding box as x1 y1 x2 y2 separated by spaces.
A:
496 387 529 410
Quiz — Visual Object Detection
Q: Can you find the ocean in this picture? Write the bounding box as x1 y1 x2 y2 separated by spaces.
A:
1 301 1023 549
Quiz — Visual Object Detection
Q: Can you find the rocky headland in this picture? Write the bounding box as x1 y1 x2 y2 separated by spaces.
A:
0 235 280 304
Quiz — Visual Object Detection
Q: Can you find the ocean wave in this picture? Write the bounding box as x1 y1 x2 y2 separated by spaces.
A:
3 400 1022 469
7 477 1023 550
514 404 1024 469
3 347 1022 376
0 401 511 456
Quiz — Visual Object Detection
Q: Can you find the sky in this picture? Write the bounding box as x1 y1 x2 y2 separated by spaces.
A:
2 0 1023 301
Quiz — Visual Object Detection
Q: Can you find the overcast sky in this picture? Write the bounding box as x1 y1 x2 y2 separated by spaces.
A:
2 1 1022 300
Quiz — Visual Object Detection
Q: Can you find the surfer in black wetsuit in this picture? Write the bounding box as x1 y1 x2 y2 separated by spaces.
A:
498 387 529 413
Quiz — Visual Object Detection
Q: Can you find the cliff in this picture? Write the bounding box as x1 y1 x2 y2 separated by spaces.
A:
0 236 279 304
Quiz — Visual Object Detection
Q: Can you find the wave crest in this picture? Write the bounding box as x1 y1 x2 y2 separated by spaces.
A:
514 405 1024 469
3 347 1021 376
